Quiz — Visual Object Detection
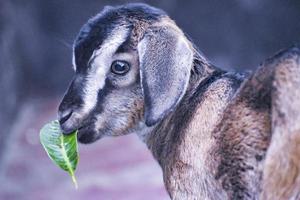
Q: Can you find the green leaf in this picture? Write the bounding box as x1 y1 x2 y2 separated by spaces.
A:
40 120 79 188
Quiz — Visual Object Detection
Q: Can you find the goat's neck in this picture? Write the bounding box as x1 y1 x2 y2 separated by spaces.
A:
138 59 242 198
142 59 223 165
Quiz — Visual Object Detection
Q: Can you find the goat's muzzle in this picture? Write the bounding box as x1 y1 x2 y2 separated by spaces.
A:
58 108 77 134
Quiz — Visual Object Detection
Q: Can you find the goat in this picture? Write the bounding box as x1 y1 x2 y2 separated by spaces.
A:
57 3 300 199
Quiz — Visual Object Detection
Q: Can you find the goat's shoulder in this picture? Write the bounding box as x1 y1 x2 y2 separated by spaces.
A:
260 45 300 199
211 68 273 199
211 45 300 199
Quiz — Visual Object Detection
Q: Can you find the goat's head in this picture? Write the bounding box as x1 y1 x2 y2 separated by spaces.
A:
58 3 194 143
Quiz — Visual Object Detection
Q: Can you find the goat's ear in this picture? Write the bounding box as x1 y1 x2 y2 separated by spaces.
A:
138 26 193 126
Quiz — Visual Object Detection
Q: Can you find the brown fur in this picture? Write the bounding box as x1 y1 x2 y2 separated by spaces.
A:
212 62 273 199
261 47 300 200
143 46 300 199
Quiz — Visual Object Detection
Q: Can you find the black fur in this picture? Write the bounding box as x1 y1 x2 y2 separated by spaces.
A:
74 3 166 73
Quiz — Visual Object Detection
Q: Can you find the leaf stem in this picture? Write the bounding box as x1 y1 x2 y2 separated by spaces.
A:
60 135 77 189
70 171 78 189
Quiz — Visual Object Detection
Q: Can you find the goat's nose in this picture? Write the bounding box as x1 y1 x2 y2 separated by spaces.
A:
58 109 73 125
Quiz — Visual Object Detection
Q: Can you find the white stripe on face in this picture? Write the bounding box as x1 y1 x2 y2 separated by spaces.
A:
80 26 130 115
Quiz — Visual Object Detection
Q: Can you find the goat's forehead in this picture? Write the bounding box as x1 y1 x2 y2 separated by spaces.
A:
72 24 128 72
72 3 166 71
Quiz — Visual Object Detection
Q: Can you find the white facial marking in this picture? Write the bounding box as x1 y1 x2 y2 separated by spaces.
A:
81 26 130 115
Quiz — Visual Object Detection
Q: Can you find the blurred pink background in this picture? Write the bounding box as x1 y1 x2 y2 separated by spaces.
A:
0 99 169 200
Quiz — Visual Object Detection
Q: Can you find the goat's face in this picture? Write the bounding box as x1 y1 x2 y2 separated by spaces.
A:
58 3 194 143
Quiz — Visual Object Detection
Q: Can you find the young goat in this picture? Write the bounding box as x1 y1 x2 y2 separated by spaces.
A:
58 3 300 199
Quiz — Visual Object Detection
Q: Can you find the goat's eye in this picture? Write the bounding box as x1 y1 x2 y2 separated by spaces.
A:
111 60 130 75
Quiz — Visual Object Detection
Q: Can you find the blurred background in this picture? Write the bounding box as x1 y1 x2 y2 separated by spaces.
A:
0 0 299 199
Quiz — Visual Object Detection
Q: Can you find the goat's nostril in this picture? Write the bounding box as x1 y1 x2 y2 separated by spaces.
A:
58 110 73 125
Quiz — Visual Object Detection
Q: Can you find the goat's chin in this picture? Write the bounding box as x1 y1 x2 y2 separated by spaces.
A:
77 127 102 144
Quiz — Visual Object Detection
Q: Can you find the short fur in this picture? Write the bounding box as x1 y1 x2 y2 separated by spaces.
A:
58 3 300 199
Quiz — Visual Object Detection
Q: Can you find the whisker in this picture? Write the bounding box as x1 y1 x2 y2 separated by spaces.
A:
55 37 73 50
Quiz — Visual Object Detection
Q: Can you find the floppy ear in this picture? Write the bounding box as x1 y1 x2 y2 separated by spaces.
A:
138 26 193 126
